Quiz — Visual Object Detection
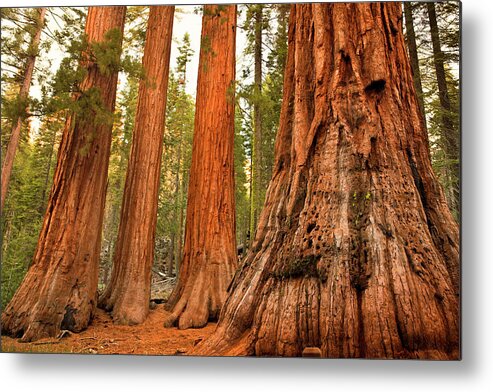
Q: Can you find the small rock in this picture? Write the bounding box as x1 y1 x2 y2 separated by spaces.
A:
302 347 322 358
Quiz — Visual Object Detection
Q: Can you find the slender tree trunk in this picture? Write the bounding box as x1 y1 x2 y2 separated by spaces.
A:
404 2 427 130
102 238 113 287
2 210 14 256
40 118 59 207
1 6 126 342
173 168 188 276
99 6 174 325
170 130 182 276
175 171 186 274
164 5 237 329
248 148 253 246
195 3 459 359
1 7 46 212
168 233 176 276
250 5 264 237
426 2 460 216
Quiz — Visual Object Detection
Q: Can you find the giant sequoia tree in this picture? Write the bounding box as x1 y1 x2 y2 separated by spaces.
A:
164 4 237 330
99 6 174 325
195 3 459 359
1 6 126 341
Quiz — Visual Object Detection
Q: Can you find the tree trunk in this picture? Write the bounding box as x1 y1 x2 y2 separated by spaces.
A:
195 3 459 359
1 7 46 212
164 4 237 330
41 118 59 207
98 6 174 325
404 2 427 130
1 6 126 342
175 172 186 275
251 5 264 237
426 2 460 216
168 233 175 276
170 128 182 277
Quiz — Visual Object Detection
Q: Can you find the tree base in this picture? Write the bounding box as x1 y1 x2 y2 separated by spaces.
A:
98 291 149 326
193 327 460 359
163 287 220 330
1 278 95 343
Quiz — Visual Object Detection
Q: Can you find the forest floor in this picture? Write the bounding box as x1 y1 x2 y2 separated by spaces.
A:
1 305 216 355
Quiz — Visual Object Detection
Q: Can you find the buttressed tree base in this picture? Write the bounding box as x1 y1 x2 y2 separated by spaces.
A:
195 2 459 359
1 1 461 360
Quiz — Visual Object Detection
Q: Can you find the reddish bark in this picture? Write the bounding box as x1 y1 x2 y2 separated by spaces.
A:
195 3 459 359
99 6 175 325
164 5 237 330
1 8 46 211
1 6 126 342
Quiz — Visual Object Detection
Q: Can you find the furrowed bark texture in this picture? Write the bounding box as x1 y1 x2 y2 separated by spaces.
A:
1 7 47 211
98 6 175 325
195 3 459 359
164 5 237 330
1 6 126 342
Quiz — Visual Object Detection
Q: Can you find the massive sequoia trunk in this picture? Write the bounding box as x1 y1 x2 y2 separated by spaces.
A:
195 3 459 359
98 6 174 325
164 4 237 330
1 7 46 211
1 6 126 342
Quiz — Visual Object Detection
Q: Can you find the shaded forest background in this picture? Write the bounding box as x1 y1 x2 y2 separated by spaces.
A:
0 2 459 309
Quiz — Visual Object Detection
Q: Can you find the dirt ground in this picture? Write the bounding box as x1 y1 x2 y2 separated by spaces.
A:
1 305 216 356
